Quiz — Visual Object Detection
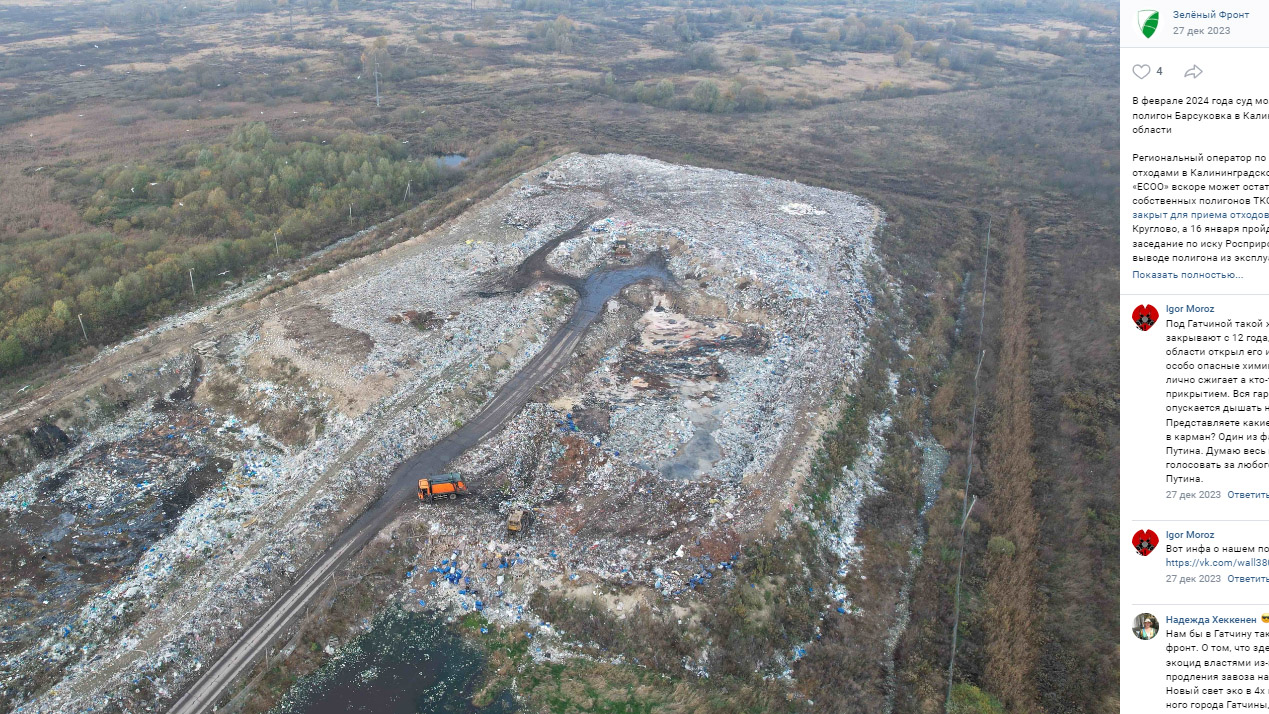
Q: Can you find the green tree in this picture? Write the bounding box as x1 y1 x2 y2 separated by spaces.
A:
691 80 720 112
0 337 24 371
736 83 768 111
654 78 675 104
531 15 574 53
685 43 718 69
1 123 461 375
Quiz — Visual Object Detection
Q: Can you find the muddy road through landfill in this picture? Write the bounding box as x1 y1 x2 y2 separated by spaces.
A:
489 216 591 295
167 232 672 714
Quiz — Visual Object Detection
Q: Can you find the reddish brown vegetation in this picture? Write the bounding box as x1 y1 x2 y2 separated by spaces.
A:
981 212 1040 712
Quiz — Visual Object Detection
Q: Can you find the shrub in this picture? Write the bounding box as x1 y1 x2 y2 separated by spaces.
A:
986 536 1015 557
948 683 1005 714
690 79 720 112
685 43 718 69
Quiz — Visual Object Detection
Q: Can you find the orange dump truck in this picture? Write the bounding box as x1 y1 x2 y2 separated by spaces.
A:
418 473 468 502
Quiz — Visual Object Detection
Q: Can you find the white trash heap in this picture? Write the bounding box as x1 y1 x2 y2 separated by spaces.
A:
7 154 878 712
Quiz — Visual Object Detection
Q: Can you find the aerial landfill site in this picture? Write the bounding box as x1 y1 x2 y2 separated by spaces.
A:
0 154 881 712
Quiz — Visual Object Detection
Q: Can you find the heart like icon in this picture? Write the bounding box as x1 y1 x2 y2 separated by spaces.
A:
1133 64 1151 79
1132 304 1159 331
1133 529 1160 556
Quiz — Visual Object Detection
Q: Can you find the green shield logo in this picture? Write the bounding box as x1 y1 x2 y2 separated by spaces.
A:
1139 9 1159 38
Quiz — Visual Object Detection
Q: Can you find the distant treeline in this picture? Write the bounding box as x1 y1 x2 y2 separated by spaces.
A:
110 0 368 26
0 124 458 373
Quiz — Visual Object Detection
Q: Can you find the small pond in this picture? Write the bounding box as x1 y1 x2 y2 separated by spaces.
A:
274 608 516 714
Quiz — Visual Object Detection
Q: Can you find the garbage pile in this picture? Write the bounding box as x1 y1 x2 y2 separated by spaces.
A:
4 154 880 713
390 153 882 605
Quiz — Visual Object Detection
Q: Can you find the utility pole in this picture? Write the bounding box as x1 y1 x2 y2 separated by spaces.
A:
77 314 88 342
403 180 411 202
349 204 353 220
188 268 196 297
946 213 993 712
274 231 281 256
946 494 977 709
373 59 381 107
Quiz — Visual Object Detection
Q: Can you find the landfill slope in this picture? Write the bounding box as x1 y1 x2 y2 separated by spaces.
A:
0 154 878 713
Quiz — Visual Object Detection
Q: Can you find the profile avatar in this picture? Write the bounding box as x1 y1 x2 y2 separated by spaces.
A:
1138 10 1159 39
1132 528 1159 556
1132 304 1159 331
1133 613 1159 640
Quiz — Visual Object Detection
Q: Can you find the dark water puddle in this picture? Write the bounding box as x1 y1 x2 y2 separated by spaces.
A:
439 154 467 168
275 609 517 714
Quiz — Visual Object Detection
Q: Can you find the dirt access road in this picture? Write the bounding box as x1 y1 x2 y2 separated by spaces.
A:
166 248 671 714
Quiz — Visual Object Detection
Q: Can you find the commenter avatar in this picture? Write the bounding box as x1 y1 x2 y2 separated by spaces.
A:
1134 613 1159 640
1132 304 1159 331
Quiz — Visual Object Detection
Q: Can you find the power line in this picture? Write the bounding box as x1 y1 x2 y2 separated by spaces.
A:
945 213 991 711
